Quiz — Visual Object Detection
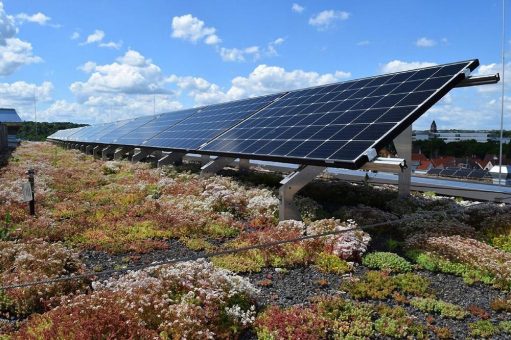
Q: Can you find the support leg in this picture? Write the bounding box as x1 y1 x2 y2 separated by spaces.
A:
239 158 250 172
158 151 186 167
92 146 102 159
131 148 150 163
201 154 211 165
101 145 117 161
200 157 235 177
279 165 326 221
85 145 93 155
394 125 412 198
113 147 131 160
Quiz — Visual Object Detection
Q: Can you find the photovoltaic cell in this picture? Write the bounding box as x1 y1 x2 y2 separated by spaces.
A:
200 60 478 168
95 115 156 144
114 109 198 146
0 108 22 123
142 93 284 150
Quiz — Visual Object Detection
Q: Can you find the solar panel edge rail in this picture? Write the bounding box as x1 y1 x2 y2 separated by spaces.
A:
49 59 480 170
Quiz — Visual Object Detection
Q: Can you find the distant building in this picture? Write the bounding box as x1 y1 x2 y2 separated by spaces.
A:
0 108 22 150
412 121 489 143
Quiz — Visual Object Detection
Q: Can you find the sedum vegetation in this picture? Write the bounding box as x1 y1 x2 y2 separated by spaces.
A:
1 142 511 338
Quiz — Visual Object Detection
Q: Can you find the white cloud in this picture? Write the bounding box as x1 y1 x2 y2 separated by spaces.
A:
99 40 122 49
0 38 42 75
292 3 305 13
171 14 221 45
84 29 105 44
309 10 350 30
357 40 370 46
416 37 436 47
15 12 52 26
0 81 53 120
169 64 351 105
78 61 97 73
474 62 511 93
70 31 80 40
0 3 17 46
70 50 171 102
380 60 437 73
219 38 285 62
40 95 183 124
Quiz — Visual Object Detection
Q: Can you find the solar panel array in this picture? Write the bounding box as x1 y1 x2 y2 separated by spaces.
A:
48 59 479 169
0 108 22 123
426 167 492 180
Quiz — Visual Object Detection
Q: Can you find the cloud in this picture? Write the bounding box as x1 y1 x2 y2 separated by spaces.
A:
0 81 53 120
0 38 42 75
169 64 351 105
99 40 122 49
70 50 172 102
357 40 370 46
380 60 437 73
292 3 304 13
474 62 511 93
416 37 436 47
0 3 17 46
70 31 80 40
80 29 121 49
171 14 221 45
219 37 285 62
84 29 105 44
309 10 350 30
16 12 54 26
40 95 183 124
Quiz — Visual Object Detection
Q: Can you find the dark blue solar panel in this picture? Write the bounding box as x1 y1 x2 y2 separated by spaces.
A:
95 115 157 144
426 168 442 175
0 108 22 123
115 109 198 146
142 93 283 150
66 124 111 142
200 60 478 167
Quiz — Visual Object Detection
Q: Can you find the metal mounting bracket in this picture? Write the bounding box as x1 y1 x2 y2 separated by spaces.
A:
131 148 151 163
200 157 235 177
113 147 132 160
157 151 186 167
279 165 326 221
85 145 94 155
101 145 117 160
239 158 250 172
393 125 412 198
360 157 407 173
455 74 500 88
92 145 102 159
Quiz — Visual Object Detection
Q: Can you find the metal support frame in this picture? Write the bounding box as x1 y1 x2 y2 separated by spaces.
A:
279 165 326 221
239 158 250 172
113 147 132 160
360 157 406 173
393 125 412 198
200 157 235 177
131 148 151 163
157 151 186 167
92 145 102 159
201 154 211 165
80 144 86 152
455 74 500 88
85 145 94 155
101 145 117 161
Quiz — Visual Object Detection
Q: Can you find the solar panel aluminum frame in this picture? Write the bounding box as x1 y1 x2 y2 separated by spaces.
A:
193 59 480 169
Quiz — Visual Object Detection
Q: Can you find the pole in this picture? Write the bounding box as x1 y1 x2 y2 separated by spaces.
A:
34 89 37 139
27 169 35 215
498 0 506 185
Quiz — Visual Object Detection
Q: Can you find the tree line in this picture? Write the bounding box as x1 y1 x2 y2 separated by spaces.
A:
15 122 88 141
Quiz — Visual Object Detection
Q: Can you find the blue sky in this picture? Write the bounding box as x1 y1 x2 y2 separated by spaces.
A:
0 0 509 130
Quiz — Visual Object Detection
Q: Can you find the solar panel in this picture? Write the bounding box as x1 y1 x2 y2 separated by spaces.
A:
0 108 22 123
66 124 111 142
426 168 442 175
453 168 472 178
95 115 156 144
114 109 198 146
200 60 478 168
467 169 487 179
440 167 458 176
142 94 284 150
